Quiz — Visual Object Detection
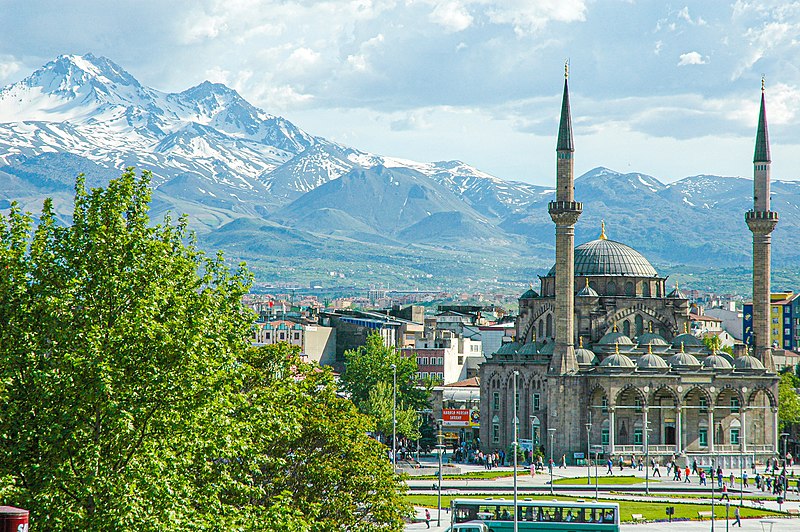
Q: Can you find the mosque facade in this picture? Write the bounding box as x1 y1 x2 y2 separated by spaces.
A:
478 73 781 466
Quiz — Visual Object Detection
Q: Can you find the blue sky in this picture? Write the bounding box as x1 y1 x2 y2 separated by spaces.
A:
1 0 799 185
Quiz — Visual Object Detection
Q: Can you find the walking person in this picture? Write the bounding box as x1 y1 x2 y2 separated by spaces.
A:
743 471 748 488
684 465 691 483
425 508 431 529
606 458 614 475
560 454 566 469
692 459 698 475
733 506 741 527
652 459 661 477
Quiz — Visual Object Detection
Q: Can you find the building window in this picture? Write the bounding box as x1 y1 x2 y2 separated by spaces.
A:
601 398 608 413
515 391 520 413
635 398 642 413
458 356 464 365
730 428 740 445
471 344 480 352
533 393 540 411
492 423 500 444
699 398 707 414
493 392 500 411
634 429 643 445
421 357 428 365
601 429 609 446
699 429 708 447
422 372 428 379
730 397 740 413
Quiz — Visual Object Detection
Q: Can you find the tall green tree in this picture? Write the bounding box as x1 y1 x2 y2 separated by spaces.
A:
340 332 431 414
0 170 409 530
778 370 800 431
362 381 421 441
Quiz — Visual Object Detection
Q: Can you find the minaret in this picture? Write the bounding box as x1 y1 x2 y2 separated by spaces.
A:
745 78 778 371
548 63 582 374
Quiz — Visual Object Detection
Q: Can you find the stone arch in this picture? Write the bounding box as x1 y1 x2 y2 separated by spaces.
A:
716 384 744 406
747 386 777 409
625 281 635 296
634 314 644 337
642 281 651 297
615 384 646 405
607 305 673 336
622 320 631 338
650 385 679 407
683 385 713 405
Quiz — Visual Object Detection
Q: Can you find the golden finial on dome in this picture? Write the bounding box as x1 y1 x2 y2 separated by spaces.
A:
532 331 536 342
648 343 653 355
684 323 688 334
579 337 584 348
648 322 653 333
615 342 620 354
613 322 618 332
680 341 685 353
599 220 607 240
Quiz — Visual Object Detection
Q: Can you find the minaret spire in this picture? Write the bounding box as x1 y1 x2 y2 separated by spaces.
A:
548 63 582 375
746 80 778 371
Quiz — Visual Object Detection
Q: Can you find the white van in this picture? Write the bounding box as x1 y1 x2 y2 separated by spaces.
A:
444 522 489 532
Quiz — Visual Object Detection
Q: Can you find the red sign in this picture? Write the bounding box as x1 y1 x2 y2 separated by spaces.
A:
442 408 470 427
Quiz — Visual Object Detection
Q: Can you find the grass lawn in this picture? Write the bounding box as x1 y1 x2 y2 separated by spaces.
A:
413 471 514 480
553 476 655 485
404 494 785 522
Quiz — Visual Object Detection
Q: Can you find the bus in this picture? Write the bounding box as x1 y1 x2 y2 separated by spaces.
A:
449 498 620 531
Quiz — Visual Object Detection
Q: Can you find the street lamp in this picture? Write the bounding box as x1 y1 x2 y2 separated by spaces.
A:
436 419 444 527
592 445 602 501
645 422 651 496
585 421 592 486
548 427 557 495
513 370 519 532
391 363 397 467
780 432 790 499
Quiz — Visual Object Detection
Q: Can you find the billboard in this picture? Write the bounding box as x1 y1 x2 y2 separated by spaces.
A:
442 408 471 427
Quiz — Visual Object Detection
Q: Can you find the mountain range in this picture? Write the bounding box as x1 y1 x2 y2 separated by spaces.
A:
0 54 798 293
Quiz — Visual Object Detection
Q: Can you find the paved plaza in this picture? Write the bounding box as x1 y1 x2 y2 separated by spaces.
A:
403 457 800 531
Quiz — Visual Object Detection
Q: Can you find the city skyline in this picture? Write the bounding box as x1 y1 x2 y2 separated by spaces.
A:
1 1 800 185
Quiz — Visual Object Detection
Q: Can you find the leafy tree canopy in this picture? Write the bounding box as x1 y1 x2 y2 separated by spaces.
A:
0 170 408 531
778 370 800 431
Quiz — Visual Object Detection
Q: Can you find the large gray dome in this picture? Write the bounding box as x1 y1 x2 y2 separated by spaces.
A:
547 238 659 277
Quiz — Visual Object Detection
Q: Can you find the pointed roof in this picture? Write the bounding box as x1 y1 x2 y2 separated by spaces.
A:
557 74 574 152
754 84 770 163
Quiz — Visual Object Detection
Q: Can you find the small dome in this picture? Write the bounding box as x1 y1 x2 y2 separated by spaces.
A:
577 283 599 297
538 341 555 355
667 287 685 298
668 351 701 368
576 348 598 366
600 352 636 368
733 354 765 371
495 341 521 355
637 332 668 347
517 342 539 356
702 352 732 370
521 287 539 299
637 352 669 369
598 330 634 346
671 333 703 349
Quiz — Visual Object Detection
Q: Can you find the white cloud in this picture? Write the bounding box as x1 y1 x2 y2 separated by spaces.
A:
429 1 473 32
484 0 588 34
678 51 707 66
0 56 21 82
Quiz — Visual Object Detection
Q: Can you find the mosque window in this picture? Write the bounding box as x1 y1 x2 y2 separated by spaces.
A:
601 429 609 446
625 281 634 296
601 397 608 413
635 315 644 337
623 321 631 338
730 397 740 413
607 281 617 296
634 429 643 445
546 315 553 338
642 282 651 297
730 428 739 445
699 429 708 447
533 393 541 411
538 320 544 339
635 398 643 413
699 397 708 414
493 392 500 410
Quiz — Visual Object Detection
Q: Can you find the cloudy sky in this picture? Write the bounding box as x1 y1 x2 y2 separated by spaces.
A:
1 0 799 185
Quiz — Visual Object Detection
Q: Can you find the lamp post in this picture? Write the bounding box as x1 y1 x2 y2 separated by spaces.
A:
585 421 592 485
592 445 602 501
780 432 790 499
391 363 397 467
548 428 556 495
437 419 444 527
513 370 519 532
645 422 651 496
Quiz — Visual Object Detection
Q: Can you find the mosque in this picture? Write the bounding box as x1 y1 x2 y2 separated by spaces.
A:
479 71 781 466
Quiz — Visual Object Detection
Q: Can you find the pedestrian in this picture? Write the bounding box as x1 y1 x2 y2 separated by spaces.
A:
425 508 431 529
699 470 706 486
743 471 748 488
729 472 735 487
607 458 614 475
733 506 741 527
720 482 729 501
692 459 698 475
638 458 643 471
561 454 566 469
653 460 661 477
619 456 623 471
684 466 691 483
667 461 673 476
717 466 723 489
